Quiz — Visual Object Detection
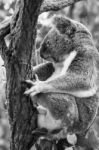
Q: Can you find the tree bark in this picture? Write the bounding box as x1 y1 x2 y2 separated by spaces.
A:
40 0 84 13
4 0 43 149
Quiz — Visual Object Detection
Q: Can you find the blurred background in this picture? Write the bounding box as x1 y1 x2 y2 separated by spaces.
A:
0 0 99 149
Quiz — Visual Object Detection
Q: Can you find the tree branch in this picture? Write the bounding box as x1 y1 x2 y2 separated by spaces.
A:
40 0 85 13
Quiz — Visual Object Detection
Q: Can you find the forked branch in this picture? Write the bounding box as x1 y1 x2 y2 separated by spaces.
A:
0 0 84 40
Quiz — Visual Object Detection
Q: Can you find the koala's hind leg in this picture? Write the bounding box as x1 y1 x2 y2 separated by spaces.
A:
72 94 99 135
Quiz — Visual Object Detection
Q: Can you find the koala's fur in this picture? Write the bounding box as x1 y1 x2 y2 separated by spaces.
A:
30 16 99 138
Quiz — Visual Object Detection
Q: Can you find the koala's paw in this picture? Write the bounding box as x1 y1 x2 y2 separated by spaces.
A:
24 81 43 96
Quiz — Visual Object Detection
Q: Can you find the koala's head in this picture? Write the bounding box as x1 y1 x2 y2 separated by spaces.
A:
40 16 91 63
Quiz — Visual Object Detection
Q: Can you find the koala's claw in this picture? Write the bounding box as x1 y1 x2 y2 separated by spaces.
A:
35 74 39 81
24 86 36 95
25 80 34 85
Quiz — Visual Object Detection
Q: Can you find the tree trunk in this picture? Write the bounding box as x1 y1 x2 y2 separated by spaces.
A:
5 0 43 149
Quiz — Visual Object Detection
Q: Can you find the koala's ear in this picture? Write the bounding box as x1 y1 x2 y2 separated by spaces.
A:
52 16 76 35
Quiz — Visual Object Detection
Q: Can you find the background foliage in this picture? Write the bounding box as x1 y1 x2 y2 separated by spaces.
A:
0 0 99 149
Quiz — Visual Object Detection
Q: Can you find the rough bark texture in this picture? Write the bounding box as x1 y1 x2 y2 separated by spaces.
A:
0 0 85 150
4 0 43 150
40 0 84 13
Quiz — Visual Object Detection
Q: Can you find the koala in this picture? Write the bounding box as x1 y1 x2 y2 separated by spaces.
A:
24 16 99 140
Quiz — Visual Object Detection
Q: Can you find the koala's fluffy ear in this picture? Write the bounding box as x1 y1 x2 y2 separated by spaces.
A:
52 16 76 35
